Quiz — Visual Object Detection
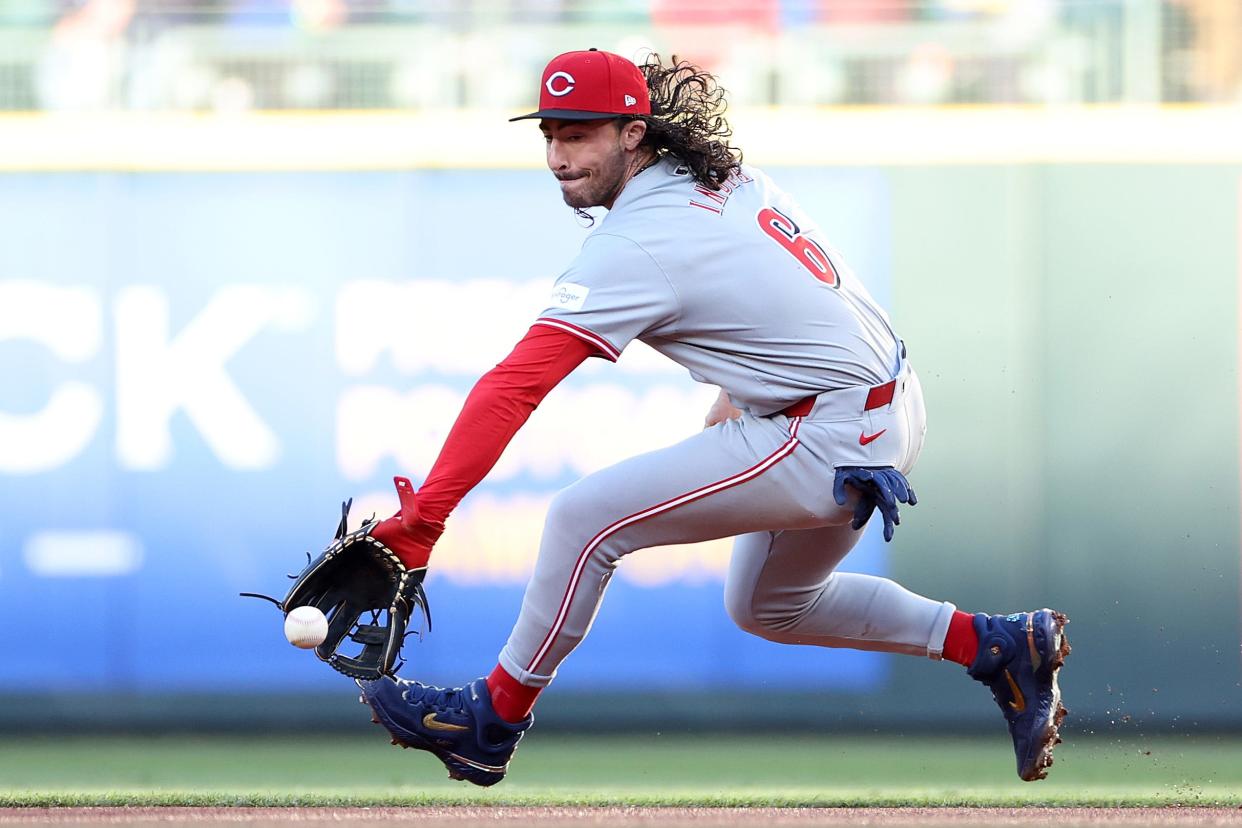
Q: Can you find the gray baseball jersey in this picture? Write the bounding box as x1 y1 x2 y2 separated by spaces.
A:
534 159 901 415
498 159 949 687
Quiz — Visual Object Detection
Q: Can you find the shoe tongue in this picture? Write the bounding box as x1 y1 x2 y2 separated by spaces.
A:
426 685 459 706
407 682 451 706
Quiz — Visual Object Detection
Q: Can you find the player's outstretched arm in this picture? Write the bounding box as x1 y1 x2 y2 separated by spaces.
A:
368 325 597 569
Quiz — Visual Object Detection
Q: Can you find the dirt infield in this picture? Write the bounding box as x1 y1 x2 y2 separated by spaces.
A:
3 808 1242 827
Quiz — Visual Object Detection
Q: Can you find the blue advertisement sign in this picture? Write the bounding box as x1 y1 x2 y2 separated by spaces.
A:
0 167 893 692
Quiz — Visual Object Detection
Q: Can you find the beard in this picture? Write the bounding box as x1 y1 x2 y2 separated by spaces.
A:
558 147 629 209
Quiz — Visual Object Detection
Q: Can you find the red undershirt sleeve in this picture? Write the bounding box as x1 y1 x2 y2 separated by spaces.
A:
412 324 598 527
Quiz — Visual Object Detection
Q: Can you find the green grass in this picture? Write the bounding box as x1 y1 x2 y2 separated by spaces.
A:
0 734 1238 807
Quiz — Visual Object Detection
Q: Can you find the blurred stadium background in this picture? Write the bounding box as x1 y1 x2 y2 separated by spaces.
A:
2 0 1241 109
0 0 1238 746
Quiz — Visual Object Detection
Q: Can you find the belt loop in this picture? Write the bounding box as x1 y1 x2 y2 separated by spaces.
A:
864 381 896 411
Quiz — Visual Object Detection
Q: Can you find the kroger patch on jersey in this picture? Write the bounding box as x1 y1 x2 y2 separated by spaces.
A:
549 282 590 312
0 168 893 691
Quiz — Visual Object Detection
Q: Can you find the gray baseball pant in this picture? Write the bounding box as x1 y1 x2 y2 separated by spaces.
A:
498 365 956 687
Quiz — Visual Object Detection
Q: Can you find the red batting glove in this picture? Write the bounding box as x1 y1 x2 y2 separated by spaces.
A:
368 476 444 570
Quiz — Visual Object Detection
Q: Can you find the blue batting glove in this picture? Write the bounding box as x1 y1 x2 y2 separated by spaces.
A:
832 466 918 542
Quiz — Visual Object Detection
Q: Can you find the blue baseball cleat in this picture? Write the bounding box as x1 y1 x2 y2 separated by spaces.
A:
357 676 532 787
968 609 1071 781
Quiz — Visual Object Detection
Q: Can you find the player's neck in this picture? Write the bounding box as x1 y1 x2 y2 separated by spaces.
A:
600 149 658 210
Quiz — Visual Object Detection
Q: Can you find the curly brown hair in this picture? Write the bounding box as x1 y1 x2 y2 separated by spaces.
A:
633 53 743 190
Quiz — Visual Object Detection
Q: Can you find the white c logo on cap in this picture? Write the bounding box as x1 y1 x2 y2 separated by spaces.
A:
545 71 575 97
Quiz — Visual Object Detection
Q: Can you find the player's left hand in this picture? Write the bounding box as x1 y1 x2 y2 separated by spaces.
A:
833 466 917 543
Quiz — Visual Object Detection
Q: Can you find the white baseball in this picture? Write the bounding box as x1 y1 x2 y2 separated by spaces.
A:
284 606 328 649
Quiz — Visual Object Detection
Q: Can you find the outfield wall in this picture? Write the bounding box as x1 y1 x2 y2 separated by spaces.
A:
1 109 1238 729
886 162 1241 724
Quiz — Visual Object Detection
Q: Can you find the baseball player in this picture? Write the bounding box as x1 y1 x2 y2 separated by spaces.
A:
353 50 1071 785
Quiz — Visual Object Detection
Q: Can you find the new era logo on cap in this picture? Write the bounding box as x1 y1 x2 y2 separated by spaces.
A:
510 49 651 122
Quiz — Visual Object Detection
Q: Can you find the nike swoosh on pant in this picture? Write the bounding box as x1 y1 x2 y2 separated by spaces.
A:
859 429 887 446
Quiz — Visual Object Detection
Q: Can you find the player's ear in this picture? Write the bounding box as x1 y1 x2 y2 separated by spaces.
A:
619 118 647 151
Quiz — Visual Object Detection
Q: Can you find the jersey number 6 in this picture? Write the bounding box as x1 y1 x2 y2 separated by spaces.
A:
757 207 840 288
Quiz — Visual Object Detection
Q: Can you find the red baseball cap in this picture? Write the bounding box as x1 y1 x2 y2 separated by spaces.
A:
510 48 652 122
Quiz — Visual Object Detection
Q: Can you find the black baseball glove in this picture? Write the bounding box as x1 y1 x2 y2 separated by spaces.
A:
243 490 431 681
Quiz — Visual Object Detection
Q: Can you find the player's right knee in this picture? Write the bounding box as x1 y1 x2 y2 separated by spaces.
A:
726 585 817 641
724 587 770 639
